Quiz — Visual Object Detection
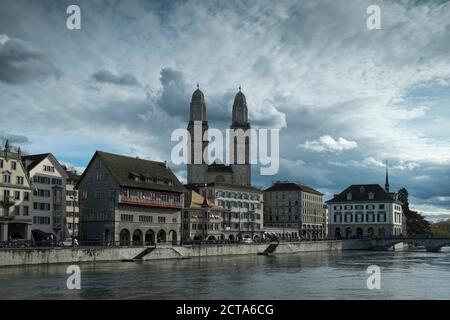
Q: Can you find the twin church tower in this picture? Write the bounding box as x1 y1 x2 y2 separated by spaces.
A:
187 85 251 186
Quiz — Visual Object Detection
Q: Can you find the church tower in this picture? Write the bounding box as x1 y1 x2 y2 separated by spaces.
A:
230 87 251 186
187 85 209 184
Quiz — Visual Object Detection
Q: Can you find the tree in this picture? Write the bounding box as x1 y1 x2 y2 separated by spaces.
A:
431 219 450 238
398 188 431 236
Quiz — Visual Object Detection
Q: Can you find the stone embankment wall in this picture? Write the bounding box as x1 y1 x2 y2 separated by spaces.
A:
0 240 346 267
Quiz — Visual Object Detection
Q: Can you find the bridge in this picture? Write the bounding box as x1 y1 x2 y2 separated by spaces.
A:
369 236 450 252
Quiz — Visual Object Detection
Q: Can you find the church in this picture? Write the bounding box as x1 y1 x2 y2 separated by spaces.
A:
187 85 251 186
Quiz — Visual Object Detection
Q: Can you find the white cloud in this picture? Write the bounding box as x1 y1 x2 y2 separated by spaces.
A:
301 135 358 153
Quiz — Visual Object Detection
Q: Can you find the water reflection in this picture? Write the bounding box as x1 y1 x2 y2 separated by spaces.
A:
0 248 449 299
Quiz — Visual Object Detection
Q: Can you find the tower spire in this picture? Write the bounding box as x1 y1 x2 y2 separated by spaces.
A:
385 160 390 193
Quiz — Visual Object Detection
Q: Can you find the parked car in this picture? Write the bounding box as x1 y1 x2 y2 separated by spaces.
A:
60 238 79 246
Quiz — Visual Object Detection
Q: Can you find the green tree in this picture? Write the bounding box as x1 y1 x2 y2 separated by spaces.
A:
398 188 431 235
431 219 450 237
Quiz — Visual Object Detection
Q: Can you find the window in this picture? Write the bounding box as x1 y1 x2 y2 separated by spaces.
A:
379 204 385 209
33 202 51 211
33 189 50 197
3 175 11 183
43 165 55 172
11 161 16 170
377 212 386 222
0 159 3 168
347 193 352 200
366 212 375 223
14 206 20 215
334 205 342 210
158 216 166 223
139 216 153 223
51 178 62 185
355 205 364 210
355 212 364 223
16 176 24 185
344 213 353 223
344 205 353 210
334 213 342 223
366 204 375 210
33 216 50 224
23 206 29 216
368 192 375 200
14 191 20 200
121 214 133 222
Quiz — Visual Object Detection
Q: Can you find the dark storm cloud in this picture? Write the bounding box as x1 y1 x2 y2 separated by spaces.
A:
0 35 61 84
0 133 31 145
157 67 190 118
92 70 140 87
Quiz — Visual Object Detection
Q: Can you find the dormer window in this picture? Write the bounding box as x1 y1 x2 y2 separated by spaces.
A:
347 192 352 200
368 192 374 200
360 186 365 193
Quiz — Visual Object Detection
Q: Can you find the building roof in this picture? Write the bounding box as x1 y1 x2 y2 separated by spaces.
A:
264 182 323 196
65 170 80 182
326 184 398 203
207 182 262 192
184 189 221 209
77 151 185 193
21 153 51 171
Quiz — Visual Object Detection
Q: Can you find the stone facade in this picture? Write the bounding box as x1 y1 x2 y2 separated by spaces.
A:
77 151 185 245
264 181 326 239
187 86 251 186
0 141 32 241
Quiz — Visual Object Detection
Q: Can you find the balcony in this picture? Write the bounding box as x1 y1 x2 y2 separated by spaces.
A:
118 195 181 209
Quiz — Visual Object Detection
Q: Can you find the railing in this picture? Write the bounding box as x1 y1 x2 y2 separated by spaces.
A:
118 196 181 209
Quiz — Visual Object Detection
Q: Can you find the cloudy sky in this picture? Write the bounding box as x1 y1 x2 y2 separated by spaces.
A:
1 0 450 220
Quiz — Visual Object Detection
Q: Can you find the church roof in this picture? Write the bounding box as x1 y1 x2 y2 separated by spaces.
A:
191 88 205 103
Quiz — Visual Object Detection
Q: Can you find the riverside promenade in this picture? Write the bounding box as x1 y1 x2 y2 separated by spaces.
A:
0 240 362 267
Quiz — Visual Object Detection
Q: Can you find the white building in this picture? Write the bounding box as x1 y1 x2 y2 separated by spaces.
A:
326 171 403 238
22 153 68 241
191 182 264 241
0 141 32 241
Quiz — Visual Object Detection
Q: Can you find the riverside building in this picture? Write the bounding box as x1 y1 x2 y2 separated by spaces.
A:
0 141 32 241
76 151 185 245
326 168 404 238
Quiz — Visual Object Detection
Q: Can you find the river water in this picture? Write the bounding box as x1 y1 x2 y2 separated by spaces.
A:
0 248 449 299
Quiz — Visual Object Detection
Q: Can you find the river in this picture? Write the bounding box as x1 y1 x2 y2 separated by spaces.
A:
0 248 449 299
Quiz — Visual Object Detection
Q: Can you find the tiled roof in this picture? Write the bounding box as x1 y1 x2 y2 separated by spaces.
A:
95 151 185 193
326 184 397 203
21 153 51 171
264 182 323 196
